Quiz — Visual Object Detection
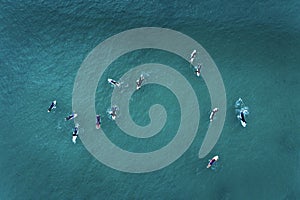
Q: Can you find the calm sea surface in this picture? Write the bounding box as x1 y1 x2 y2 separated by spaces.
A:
0 1 299 199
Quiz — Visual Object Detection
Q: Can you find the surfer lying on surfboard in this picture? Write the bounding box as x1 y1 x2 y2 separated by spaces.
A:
65 113 77 121
108 78 120 87
136 74 145 90
190 49 197 64
48 100 56 112
209 108 219 122
207 155 219 168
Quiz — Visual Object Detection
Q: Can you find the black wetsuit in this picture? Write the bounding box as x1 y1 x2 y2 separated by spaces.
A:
65 114 74 121
209 159 216 165
136 79 142 86
137 76 144 86
241 112 246 123
73 127 78 136
96 115 101 124
48 102 55 112
111 80 118 85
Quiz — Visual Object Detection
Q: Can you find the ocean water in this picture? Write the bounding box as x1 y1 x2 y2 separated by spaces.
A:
1 1 300 199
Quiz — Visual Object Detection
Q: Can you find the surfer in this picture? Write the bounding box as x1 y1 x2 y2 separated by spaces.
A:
235 98 249 127
47 100 56 112
195 63 202 77
109 106 117 120
108 78 120 87
209 108 219 122
96 114 101 129
238 110 247 127
136 74 145 90
190 50 197 64
65 113 77 121
72 124 79 144
207 155 219 168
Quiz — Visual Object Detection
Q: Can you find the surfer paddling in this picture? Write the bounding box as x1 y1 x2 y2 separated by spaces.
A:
209 108 219 122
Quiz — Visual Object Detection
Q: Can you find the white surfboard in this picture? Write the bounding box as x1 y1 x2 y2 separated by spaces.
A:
190 50 197 63
72 135 77 144
47 100 57 112
108 78 120 87
71 113 78 120
207 155 219 168
240 120 246 127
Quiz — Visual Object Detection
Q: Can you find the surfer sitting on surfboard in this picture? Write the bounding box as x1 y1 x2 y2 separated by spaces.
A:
195 63 202 77
96 115 101 129
109 106 118 120
207 155 219 168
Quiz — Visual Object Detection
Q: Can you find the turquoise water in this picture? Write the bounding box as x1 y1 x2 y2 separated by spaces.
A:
1 1 300 199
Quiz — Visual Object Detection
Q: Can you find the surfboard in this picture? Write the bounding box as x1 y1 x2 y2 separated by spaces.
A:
72 135 77 144
108 78 120 87
207 155 219 168
240 120 246 127
190 50 196 63
47 100 56 112
66 113 78 121
72 113 78 120
238 112 247 127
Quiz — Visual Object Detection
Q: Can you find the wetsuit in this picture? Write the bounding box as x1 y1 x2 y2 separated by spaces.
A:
73 127 78 136
96 115 101 124
66 114 74 121
241 111 246 123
